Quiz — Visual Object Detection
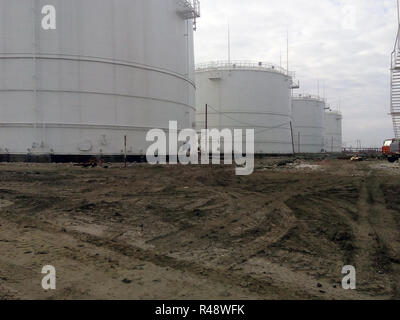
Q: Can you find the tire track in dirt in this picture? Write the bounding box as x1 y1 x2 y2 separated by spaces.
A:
10 169 360 299
0 208 313 299
230 173 376 300
364 171 400 299
1 161 399 299
352 168 400 298
0 216 263 299
353 173 385 296
68 228 316 299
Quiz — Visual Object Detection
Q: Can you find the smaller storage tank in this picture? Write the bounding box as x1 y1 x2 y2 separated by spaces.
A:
195 61 298 154
292 94 325 153
324 110 342 152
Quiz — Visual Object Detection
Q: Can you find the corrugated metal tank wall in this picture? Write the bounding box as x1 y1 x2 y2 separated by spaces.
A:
195 61 294 154
0 0 196 156
324 110 342 152
291 95 325 153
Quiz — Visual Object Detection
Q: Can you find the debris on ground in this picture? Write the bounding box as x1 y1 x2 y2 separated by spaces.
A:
350 156 364 162
74 159 107 168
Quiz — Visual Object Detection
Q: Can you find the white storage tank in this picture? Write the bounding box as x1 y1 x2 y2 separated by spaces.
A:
195 61 297 154
292 94 325 153
324 110 343 152
0 0 200 160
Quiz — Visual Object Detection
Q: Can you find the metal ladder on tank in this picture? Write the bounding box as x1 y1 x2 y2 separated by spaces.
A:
391 48 400 138
391 2 400 139
177 0 201 30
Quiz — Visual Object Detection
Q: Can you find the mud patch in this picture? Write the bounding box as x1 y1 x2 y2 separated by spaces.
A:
0 200 13 209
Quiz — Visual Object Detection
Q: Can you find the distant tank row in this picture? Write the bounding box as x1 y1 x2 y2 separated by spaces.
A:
195 62 342 154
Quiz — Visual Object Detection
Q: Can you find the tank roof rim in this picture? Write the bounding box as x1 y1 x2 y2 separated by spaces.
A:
292 93 326 103
195 60 293 77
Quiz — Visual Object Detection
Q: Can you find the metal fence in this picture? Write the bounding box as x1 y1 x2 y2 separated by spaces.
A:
342 148 381 154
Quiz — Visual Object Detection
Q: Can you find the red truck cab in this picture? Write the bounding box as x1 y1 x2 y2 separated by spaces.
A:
382 139 400 162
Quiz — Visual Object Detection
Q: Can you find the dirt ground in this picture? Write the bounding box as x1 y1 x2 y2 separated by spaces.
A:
0 157 399 300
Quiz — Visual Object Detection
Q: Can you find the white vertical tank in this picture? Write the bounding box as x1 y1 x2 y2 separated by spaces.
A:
0 0 200 159
291 94 325 153
324 110 342 152
195 61 297 154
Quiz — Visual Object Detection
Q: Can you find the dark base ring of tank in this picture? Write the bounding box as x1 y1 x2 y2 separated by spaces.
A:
0 153 294 163
0 153 344 163
0 154 148 163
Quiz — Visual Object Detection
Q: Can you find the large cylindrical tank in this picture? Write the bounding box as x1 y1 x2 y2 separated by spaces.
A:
324 110 342 152
0 0 198 158
195 61 295 154
292 94 325 153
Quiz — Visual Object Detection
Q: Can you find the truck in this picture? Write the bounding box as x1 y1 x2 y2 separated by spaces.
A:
382 138 400 162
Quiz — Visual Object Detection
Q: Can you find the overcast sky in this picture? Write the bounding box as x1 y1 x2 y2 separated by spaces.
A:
194 0 398 148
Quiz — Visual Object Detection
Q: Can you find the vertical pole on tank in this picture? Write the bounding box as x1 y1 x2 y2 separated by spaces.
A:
286 29 289 74
186 20 190 116
112 1 118 138
205 104 208 156
205 104 208 131
228 24 231 64
290 122 295 155
31 0 38 148
124 135 127 168
397 0 400 54
298 132 301 154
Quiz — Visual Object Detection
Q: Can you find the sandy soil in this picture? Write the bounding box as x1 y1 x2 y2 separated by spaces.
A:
0 158 399 300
